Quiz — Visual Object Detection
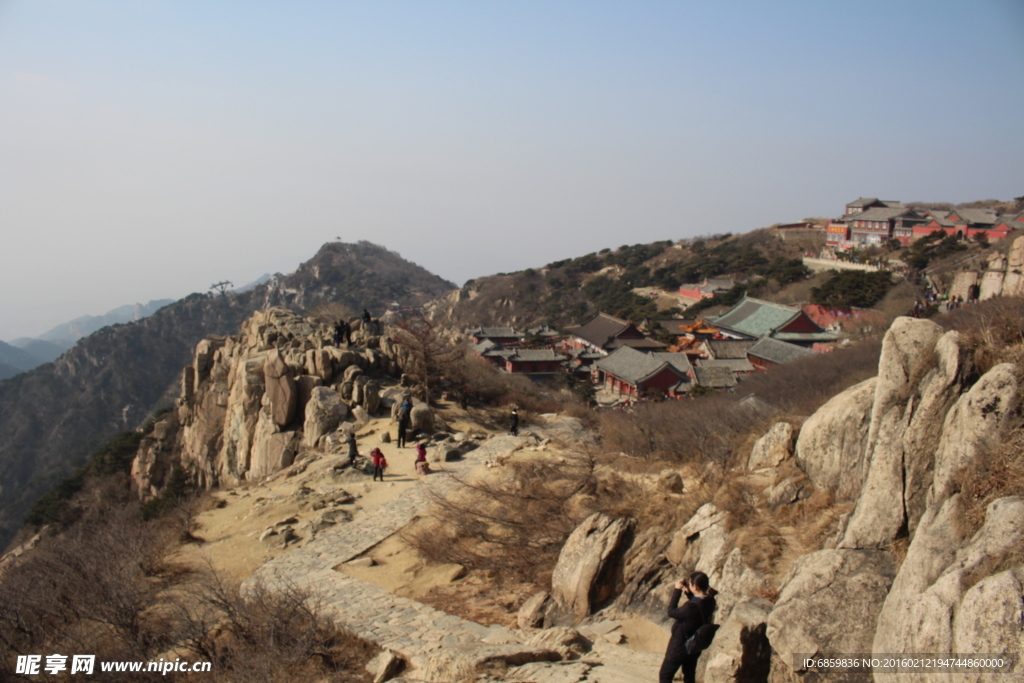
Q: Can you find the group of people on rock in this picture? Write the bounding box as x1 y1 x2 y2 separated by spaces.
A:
332 309 375 346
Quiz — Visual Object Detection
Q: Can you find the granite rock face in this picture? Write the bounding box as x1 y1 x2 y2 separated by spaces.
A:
551 513 634 622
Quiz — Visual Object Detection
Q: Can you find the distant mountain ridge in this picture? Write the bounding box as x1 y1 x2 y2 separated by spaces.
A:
0 241 454 548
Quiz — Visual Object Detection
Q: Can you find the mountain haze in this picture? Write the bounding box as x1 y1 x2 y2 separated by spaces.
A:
0 241 454 548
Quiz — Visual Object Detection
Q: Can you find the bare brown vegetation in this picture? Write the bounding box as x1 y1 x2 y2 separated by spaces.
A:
0 500 376 682
953 426 1024 542
402 452 599 586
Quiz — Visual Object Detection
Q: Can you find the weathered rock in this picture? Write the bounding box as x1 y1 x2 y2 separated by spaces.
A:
657 470 684 494
410 403 434 432
524 627 592 660
518 592 552 630
979 270 1005 300
953 567 1024 677
872 496 1024 681
1003 270 1024 298
303 387 348 448
364 380 381 414
366 649 404 683
218 355 266 480
794 377 876 500
343 364 364 383
927 363 1019 508
350 404 370 428
249 409 300 479
841 320 969 549
665 503 730 577
767 549 895 676
714 548 771 624
264 349 298 427
295 374 323 419
379 431 391 444
551 513 634 621
1008 235 1024 268
701 597 773 683
747 422 797 470
414 643 561 682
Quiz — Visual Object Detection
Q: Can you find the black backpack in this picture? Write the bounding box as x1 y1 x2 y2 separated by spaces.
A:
683 598 719 655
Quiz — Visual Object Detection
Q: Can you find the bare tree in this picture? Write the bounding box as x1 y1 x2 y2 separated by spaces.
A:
391 312 460 403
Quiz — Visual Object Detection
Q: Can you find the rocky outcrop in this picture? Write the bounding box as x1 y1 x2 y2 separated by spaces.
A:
303 387 348 448
841 319 970 549
794 377 875 500
767 549 895 678
131 305 416 496
747 422 796 471
551 513 634 622
414 643 561 682
701 597 773 683
927 363 1019 508
264 349 298 428
665 503 730 578
872 496 1024 682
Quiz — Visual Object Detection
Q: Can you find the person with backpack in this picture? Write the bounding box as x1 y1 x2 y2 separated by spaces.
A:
659 571 718 683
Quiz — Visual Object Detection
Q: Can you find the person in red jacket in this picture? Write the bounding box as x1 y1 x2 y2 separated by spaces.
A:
659 571 717 683
370 447 387 482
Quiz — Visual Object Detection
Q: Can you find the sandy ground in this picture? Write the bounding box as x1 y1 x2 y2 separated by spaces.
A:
171 400 669 654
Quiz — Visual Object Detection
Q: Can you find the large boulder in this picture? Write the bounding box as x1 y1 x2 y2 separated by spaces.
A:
524 627 591 660
250 409 300 479
518 592 552 630
794 377 876 500
364 380 381 414
872 496 1024 682
747 422 797 470
410 403 434 432
927 363 1019 508
841 320 969 549
303 387 348 448
1008 234 1024 268
767 549 895 678
218 355 267 480
701 597 773 683
665 503 730 578
551 513 635 622
264 349 298 427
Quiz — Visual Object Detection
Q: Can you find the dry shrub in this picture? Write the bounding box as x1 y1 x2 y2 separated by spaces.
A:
307 301 354 325
403 452 598 585
0 499 374 683
954 426 1024 541
174 572 376 683
941 297 1024 376
735 336 882 417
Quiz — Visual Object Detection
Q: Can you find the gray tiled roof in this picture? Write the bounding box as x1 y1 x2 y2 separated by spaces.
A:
506 349 566 362
950 208 999 226
846 197 880 208
566 313 631 349
469 326 523 339
747 336 814 365
697 358 755 373
693 365 738 388
595 346 691 386
703 339 756 359
848 207 911 222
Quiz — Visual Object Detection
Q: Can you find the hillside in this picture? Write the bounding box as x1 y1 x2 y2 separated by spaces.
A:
429 229 824 332
3 298 1021 682
0 241 454 549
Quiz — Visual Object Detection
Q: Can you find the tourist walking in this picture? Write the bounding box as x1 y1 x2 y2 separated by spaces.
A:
659 572 718 683
370 447 387 481
509 407 519 436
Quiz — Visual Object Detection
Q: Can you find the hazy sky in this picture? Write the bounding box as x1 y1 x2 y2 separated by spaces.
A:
2 1 1022 340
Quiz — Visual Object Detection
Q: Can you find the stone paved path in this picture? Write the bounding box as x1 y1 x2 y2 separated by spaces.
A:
245 438 530 661
244 433 664 681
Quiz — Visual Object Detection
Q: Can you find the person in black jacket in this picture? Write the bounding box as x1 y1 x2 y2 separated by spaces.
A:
659 571 717 683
